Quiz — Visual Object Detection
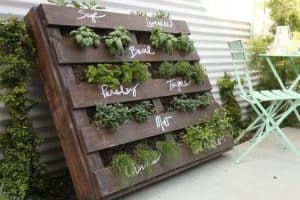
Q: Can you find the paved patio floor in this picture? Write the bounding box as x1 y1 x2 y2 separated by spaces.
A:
122 127 300 200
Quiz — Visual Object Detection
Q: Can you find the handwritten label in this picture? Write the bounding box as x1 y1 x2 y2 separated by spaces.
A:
129 45 155 59
101 83 139 99
166 79 191 92
146 17 173 28
125 155 161 177
76 10 106 24
155 115 173 131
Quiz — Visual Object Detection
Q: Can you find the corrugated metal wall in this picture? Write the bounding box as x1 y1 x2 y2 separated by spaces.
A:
0 0 251 176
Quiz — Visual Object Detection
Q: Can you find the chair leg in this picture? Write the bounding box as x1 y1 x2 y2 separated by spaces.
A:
274 127 300 156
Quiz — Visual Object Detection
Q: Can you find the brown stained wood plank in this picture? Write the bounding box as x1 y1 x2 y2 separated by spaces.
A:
39 4 190 34
95 136 233 197
54 39 199 64
67 77 212 109
81 104 217 153
25 9 98 200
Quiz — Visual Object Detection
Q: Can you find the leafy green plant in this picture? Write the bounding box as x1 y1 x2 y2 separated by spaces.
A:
130 10 148 17
47 0 71 6
176 34 194 53
156 141 179 161
95 101 155 130
150 27 177 54
71 0 105 10
114 62 151 85
104 26 131 55
94 103 130 130
70 27 101 48
85 62 151 88
85 64 120 89
112 153 137 184
217 73 243 138
134 144 159 173
129 101 155 121
158 61 206 84
170 94 212 112
152 10 170 20
182 108 233 154
0 17 47 199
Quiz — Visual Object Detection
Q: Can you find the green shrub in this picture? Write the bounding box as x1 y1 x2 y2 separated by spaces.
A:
0 17 47 199
134 144 159 173
156 141 179 161
129 101 155 121
112 153 137 184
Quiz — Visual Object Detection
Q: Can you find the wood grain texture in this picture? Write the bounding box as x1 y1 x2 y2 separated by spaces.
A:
67 76 212 109
53 39 199 64
81 104 217 153
39 4 190 33
95 135 233 197
25 8 98 200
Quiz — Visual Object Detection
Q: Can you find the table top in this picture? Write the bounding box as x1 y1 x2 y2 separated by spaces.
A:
260 53 300 57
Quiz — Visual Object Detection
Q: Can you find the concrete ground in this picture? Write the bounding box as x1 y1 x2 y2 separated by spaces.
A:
122 127 300 200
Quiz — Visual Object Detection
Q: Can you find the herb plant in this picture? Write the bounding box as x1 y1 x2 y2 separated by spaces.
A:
152 10 170 20
104 26 131 55
85 62 151 88
70 27 101 48
176 34 194 53
134 144 159 173
156 141 179 161
150 27 177 54
47 0 71 6
95 101 155 130
159 61 206 84
95 103 130 130
85 64 120 89
182 108 233 154
112 153 137 184
129 101 155 121
71 0 105 10
170 94 212 112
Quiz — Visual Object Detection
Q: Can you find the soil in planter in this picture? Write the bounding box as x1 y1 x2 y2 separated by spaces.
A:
100 134 166 166
135 32 151 44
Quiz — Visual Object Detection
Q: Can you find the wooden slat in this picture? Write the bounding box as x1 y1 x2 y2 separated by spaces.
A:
81 104 217 153
39 4 190 33
67 77 212 109
95 136 233 197
53 39 199 64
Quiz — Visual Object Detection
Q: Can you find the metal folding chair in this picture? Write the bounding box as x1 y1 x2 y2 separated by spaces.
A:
228 40 300 163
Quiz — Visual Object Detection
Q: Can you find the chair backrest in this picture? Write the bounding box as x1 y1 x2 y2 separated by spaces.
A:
227 40 254 96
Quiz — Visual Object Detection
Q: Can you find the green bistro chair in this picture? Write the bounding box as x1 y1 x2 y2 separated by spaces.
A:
228 40 300 163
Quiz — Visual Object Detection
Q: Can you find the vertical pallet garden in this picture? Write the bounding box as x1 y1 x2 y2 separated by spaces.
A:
25 4 234 200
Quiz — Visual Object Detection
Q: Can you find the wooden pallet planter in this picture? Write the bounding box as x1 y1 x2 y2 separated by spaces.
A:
25 4 234 200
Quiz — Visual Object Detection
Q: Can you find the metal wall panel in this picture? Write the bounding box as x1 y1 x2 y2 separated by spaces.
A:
0 0 251 175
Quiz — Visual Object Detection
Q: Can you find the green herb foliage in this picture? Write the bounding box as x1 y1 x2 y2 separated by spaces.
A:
156 141 179 161
48 0 106 9
95 103 130 130
70 27 101 48
95 101 155 130
182 108 233 154
0 17 47 199
85 62 151 88
150 27 177 54
112 153 137 184
104 26 131 55
217 73 243 138
134 144 159 173
159 61 206 84
86 64 120 89
129 101 155 121
176 34 194 53
152 10 170 20
171 94 212 112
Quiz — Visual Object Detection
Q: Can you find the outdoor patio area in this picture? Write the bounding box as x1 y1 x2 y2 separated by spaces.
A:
123 127 300 200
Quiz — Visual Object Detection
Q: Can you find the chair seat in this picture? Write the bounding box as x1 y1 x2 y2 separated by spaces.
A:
253 90 300 101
